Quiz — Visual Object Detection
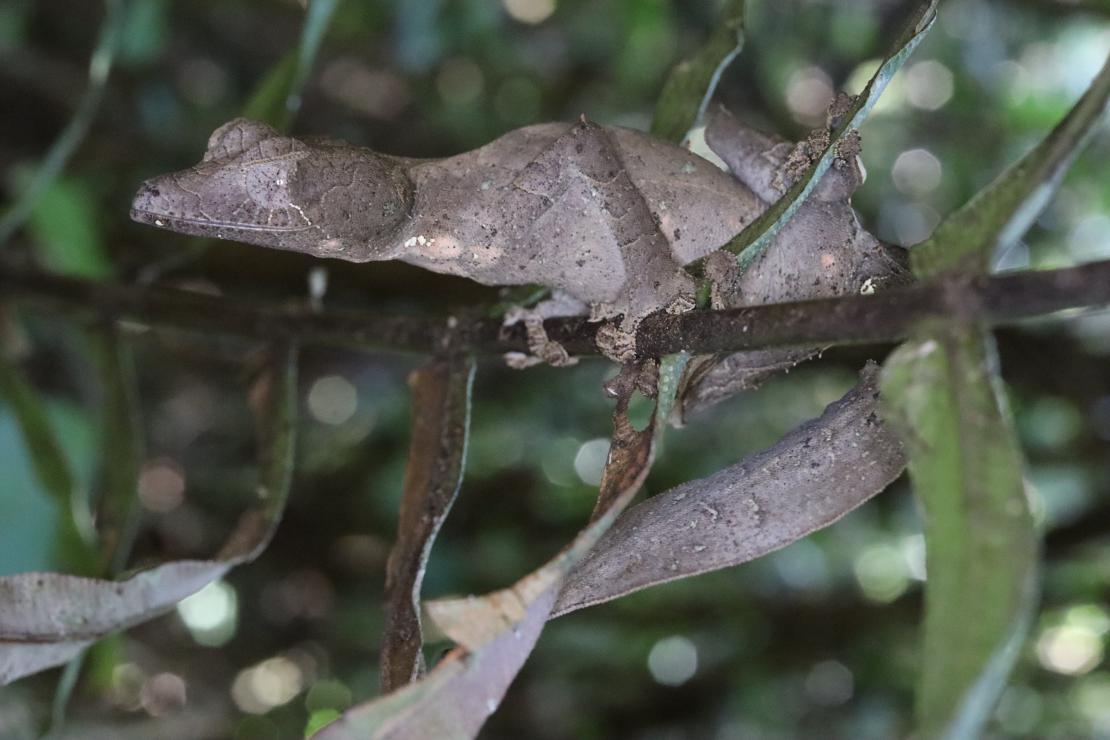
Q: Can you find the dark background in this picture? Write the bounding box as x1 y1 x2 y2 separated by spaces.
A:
1 0 1109 738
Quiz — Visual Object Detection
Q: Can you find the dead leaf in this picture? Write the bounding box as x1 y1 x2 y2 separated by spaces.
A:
380 355 475 692
0 345 298 685
555 362 905 616
311 354 689 740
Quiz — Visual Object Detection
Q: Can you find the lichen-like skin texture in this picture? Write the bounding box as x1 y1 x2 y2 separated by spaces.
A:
132 114 906 369
131 119 417 260
132 117 759 333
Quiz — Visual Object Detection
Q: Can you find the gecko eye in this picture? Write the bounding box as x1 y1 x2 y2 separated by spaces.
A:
203 118 280 162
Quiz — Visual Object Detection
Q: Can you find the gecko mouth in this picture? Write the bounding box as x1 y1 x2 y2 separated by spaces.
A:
129 207 314 233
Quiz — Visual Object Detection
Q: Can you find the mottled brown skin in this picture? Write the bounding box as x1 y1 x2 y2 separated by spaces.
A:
132 118 757 343
131 114 905 372
131 120 416 260
678 107 910 416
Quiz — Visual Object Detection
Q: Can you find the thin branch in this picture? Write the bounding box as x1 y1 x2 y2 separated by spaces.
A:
1 259 1109 358
635 260 1110 356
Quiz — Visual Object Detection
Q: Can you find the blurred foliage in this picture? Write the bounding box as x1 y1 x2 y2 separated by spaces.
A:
0 0 1109 738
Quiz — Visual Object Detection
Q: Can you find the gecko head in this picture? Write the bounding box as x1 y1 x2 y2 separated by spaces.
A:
131 118 414 261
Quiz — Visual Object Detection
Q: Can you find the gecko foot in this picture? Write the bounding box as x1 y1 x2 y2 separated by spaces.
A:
666 294 697 314
602 358 659 399
595 323 638 364
502 309 578 369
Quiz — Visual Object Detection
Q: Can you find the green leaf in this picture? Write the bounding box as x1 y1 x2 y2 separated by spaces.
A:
911 51 1110 278
0 350 96 573
0 345 298 686
243 0 342 131
650 0 745 144
723 0 937 272
24 177 113 280
880 328 1038 740
306 709 342 737
0 0 125 247
875 36 1110 740
116 0 169 66
46 327 143 734
85 327 143 576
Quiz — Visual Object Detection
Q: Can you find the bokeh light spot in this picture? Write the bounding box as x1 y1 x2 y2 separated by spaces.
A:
1068 214 1110 262
891 148 942 196
436 57 484 105
573 438 610 487
308 374 358 426
138 458 186 513
232 657 305 714
1073 673 1110 731
140 672 187 717
785 66 834 124
320 59 410 120
804 660 854 706
502 0 555 25
883 202 940 246
995 684 1044 735
853 543 910 602
648 635 698 686
177 580 238 647
900 534 926 581
110 663 146 712
905 60 954 110
1036 624 1104 676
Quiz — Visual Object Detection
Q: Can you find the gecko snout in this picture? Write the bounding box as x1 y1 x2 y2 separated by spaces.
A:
130 177 174 227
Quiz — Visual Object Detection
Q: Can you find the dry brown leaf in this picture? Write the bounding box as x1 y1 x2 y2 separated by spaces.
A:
555 363 905 616
380 355 475 692
0 347 297 685
312 356 688 739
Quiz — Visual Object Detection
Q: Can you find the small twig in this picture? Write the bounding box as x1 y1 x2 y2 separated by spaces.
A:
1 259 1109 359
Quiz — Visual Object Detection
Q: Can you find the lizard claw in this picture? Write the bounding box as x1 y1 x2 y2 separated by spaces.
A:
502 309 578 368
595 323 638 364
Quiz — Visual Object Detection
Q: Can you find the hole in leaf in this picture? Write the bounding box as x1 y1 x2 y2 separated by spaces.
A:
627 390 654 432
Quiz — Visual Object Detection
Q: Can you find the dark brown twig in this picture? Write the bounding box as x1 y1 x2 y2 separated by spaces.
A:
1 259 1109 359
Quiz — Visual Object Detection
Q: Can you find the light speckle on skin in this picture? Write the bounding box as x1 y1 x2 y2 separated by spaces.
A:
154 219 165 227
421 235 462 260
860 277 877 295
480 180 494 191
404 234 437 249
680 162 697 174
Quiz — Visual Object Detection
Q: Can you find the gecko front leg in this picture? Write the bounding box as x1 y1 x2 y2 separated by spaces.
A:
503 290 587 369
513 117 698 364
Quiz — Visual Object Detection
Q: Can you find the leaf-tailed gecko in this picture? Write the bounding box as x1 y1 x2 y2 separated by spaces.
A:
131 112 902 369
